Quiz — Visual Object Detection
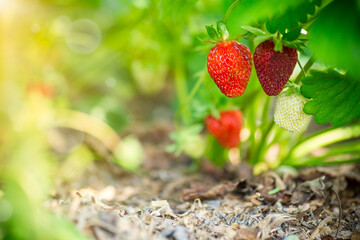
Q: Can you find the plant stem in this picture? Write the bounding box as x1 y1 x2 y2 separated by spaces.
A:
174 51 191 124
175 69 206 128
297 59 305 78
294 56 315 84
250 120 275 165
261 96 271 130
223 0 240 24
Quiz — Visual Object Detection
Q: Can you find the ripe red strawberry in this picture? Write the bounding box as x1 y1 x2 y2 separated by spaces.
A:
254 40 298 96
205 110 243 148
207 41 253 98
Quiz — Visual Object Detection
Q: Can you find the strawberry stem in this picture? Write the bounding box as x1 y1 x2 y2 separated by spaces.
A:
261 96 271 131
297 59 306 77
294 56 315 84
250 120 275 165
223 0 240 24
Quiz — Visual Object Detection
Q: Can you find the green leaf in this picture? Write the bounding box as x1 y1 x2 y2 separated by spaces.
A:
286 123 360 164
294 141 360 166
253 35 273 47
266 17 280 34
309 0 360 78
217 21 229 41
227 0 308 38
206 25 219 41
301 69 360 127
283 28 301 41
268 187 282 195
241 26 266 36
264 0 321 40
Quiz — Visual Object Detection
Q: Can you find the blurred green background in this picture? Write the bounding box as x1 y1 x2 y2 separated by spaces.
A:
0 1 232 239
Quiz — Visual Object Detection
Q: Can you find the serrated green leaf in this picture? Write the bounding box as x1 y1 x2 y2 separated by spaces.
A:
309 0 360 78
303 79 344 100
264 0 320 40
331 85 360 126
296 4 309 23
313 81 357 124
304 1 316 15
283 13 298 29
206 25 219 41
227 0 305 38
301 70 360 126
283 28 301 41
266 17 280 34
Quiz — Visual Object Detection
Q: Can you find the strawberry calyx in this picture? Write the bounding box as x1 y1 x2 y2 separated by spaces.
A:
284 81 302 97
205 21 229 42
242 26 306 54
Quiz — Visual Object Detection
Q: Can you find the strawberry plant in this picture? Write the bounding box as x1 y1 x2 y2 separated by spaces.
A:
168 0 360 172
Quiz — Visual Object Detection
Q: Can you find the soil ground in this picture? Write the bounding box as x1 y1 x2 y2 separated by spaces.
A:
48 124 360 240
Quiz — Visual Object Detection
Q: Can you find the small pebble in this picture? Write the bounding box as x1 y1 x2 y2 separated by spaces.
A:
283 234 299 240
161 225 189 240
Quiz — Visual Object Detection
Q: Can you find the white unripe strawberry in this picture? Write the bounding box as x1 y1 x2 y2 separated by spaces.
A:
274 92 311 132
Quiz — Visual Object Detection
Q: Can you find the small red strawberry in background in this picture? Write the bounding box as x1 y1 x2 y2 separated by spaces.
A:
274 91 311 132
254 40 298 96
206 22 253 98
205 110 243 148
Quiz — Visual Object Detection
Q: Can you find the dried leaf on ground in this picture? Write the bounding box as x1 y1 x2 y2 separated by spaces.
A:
47 157 360 240
181 181 237 201
291 176 327 204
